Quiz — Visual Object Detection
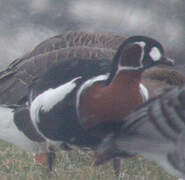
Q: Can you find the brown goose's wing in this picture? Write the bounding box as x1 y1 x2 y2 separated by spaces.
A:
0 32 125 105
29 31 124 58
142 67 185 98
8 31 124 70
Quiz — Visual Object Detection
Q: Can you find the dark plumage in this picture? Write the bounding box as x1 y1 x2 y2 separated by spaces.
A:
14 106 45 142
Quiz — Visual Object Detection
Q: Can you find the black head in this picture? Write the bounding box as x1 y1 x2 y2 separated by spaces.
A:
106 36 174 84
117 36 174 69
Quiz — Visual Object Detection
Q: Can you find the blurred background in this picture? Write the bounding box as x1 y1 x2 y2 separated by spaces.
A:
0 0 184 70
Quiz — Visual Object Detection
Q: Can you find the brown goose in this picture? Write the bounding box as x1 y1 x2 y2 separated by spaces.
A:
0 31 184 175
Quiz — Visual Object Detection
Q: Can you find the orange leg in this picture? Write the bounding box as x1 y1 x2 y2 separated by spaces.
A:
35 153 48 167
35 152 56 171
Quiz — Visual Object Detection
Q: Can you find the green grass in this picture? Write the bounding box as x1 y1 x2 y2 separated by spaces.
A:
0 140 179 180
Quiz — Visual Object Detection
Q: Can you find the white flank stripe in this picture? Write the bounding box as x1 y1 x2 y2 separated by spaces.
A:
31 76 81 130
76 74 109 117
140 83 149 102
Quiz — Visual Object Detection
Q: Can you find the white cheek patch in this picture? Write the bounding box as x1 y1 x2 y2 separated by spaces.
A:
149 47 162 61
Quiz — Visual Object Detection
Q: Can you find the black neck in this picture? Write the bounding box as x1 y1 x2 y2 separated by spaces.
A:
105 41 127 86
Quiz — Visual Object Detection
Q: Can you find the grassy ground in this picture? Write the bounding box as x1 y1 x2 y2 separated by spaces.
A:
0 140 179 180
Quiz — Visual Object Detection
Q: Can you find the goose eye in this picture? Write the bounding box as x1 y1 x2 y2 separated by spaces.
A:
149 47 162 61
